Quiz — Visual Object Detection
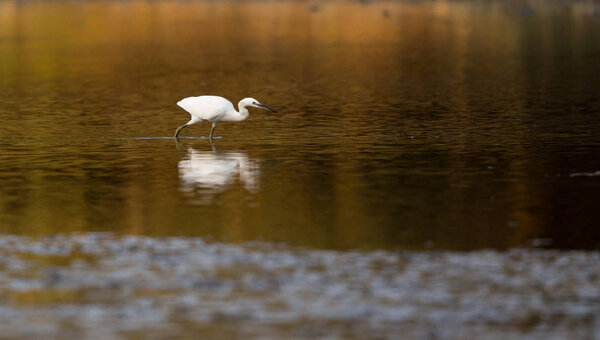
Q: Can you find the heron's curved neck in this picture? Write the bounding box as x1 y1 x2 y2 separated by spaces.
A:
235 102 250 121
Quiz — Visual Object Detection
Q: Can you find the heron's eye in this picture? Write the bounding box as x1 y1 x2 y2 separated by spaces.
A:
253 102 257 104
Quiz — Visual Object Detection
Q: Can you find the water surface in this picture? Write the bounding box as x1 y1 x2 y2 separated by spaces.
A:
1 0 600 250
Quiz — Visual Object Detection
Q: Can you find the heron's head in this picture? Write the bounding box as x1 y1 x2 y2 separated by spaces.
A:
241 97 277 113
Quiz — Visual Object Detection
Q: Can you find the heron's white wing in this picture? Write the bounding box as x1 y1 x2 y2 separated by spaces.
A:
177 96 235 121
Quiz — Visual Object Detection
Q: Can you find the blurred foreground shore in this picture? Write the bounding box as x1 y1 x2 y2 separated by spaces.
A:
0 233 599 339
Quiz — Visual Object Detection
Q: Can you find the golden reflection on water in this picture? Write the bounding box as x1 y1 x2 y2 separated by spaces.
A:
0 0 399 43
1 0 600 250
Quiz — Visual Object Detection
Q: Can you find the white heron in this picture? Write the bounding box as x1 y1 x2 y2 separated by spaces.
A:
174 95 277 139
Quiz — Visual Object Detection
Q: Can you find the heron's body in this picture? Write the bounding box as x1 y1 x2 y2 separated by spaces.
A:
174 95 277 139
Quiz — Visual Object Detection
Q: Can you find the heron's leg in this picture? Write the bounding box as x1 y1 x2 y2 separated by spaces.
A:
209 122 217 139
174 123 188 138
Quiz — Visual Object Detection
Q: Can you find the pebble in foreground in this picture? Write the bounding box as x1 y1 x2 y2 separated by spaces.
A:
174 95 277 139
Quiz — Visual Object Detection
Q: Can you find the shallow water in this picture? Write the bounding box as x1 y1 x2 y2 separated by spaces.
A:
1 0 600 251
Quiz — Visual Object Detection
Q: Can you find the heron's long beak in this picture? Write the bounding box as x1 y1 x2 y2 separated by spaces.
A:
256 103 277 113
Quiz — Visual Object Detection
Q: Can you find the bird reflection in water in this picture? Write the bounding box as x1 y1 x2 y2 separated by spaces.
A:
178 143 260 205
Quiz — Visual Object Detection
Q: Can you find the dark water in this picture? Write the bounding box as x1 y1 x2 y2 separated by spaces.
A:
1 0 600 251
